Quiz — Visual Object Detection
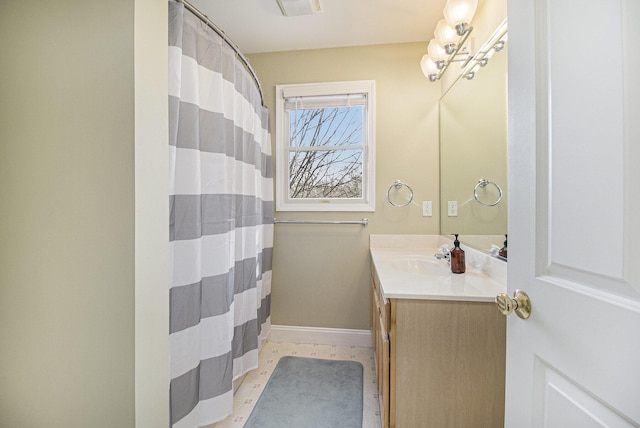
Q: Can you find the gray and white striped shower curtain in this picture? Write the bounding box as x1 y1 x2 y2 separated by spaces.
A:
168 2 273 426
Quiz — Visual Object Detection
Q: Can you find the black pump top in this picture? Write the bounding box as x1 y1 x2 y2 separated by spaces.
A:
453 234 460 248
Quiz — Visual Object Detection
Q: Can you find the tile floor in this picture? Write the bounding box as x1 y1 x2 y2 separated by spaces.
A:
213 340 382 428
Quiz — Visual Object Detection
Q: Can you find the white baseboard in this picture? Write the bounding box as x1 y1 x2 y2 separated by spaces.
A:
269 325 372 348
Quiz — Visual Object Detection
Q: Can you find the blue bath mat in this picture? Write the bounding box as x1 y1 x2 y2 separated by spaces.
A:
244 356 363 428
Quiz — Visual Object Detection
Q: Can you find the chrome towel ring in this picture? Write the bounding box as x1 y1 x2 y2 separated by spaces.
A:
474 178 503 206
387 180 414 207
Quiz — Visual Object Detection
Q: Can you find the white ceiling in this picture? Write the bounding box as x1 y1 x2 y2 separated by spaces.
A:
188 0 448 54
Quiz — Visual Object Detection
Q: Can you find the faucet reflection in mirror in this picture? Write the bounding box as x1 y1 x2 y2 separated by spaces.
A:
420 0 478 82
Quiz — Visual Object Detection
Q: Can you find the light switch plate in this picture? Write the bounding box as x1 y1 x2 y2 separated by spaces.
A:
447 201 458 216
422 201 432 217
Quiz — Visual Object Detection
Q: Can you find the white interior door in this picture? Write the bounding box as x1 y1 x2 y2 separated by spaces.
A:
506 0 640 426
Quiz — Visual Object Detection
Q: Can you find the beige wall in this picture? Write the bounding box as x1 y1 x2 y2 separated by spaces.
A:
0 1 168 426
248 43 441 330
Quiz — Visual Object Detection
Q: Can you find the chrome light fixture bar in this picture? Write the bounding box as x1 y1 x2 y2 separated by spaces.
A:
420 0 479 82
460 19 507 80
422 27 474 82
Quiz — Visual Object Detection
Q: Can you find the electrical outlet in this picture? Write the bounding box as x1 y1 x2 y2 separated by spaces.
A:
422 201 432 217
447 201 458 217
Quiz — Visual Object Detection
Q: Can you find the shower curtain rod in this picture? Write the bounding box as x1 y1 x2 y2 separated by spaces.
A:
176 0 265 106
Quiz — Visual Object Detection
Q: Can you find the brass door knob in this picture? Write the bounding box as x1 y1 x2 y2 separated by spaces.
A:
495 290 531 319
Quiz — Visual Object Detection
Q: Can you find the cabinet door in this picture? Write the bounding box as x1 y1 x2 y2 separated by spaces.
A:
372 265 390 334
370 280 378 351
377 316 390 428
394 299 505 427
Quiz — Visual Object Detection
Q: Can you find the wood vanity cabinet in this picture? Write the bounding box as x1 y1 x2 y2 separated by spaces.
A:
371 264 506 428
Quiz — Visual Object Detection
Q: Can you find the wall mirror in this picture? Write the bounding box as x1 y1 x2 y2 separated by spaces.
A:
439 24 508 256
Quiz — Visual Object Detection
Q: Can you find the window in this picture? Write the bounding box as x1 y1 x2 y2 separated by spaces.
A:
275 81 376 211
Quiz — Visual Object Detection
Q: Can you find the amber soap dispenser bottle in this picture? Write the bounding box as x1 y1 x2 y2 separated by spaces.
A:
450 234 466 274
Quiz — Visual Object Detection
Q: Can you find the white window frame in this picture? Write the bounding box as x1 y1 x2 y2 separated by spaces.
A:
275 80 376 212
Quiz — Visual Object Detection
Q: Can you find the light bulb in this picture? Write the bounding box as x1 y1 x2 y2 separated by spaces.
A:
428 39 448 64
420 54 439 79
443 0 478 32
434 19 458 53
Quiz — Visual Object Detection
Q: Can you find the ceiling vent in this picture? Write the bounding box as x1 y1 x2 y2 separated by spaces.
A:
276 0 322 16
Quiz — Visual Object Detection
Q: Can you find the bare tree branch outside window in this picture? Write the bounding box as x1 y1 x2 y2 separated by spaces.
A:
288 106 364 199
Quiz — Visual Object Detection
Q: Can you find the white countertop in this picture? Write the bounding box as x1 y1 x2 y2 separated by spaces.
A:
370 235 507 302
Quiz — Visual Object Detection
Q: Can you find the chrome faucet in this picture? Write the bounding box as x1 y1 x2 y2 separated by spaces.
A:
434 244 451 264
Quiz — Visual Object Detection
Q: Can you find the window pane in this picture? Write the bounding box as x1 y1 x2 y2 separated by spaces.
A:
275 80 375 211
289 106 364 148
289 149 363 198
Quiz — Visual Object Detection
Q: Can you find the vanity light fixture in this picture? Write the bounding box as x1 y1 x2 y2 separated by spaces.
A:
428 39 448 66
461 21 507 80
421 0 478 82
434 19 459 54
420 55 440 82
444 0 478 36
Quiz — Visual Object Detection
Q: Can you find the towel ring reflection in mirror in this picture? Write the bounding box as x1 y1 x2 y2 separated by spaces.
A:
474 178 503 206
387 180 414 207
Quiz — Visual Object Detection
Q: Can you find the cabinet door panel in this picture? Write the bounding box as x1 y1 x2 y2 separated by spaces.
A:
378 316 389 428
371 265 390 333
371 281 378 351
394 300 505 427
